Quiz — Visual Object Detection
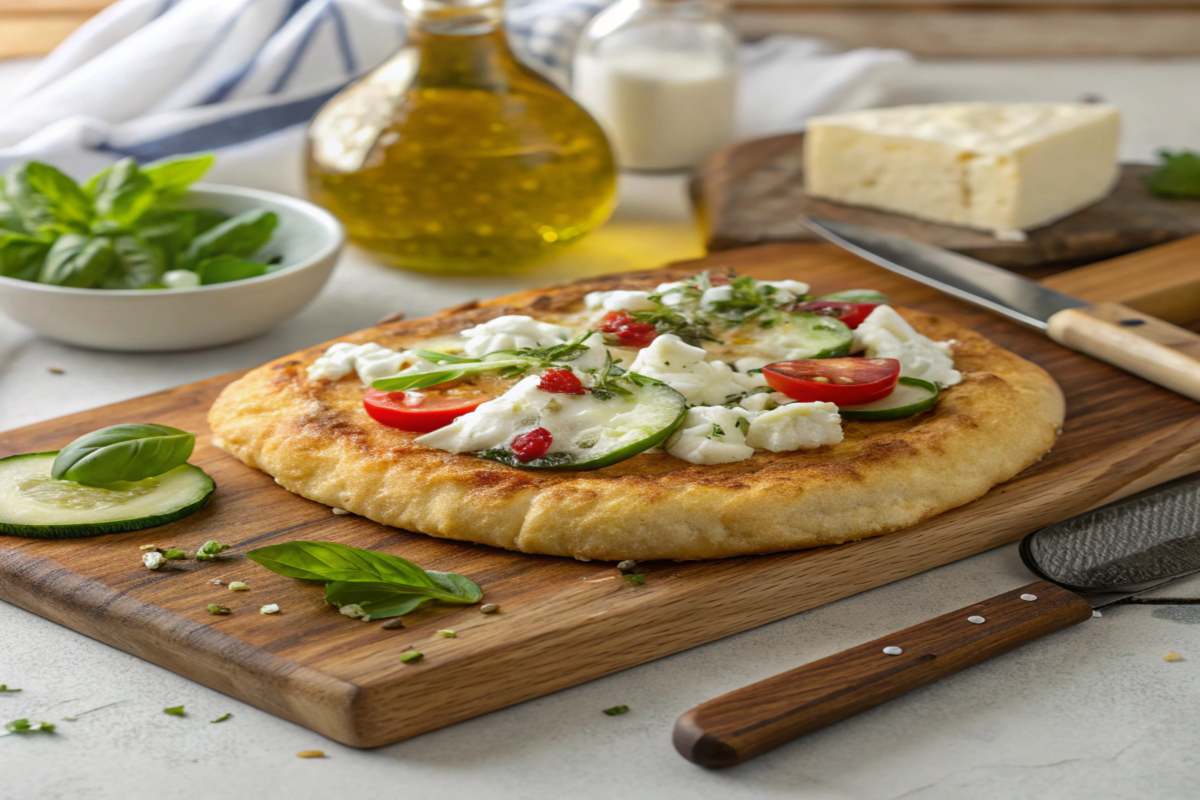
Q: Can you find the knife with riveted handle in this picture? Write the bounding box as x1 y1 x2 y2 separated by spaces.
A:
804 218 1200 402
674 475 1200 769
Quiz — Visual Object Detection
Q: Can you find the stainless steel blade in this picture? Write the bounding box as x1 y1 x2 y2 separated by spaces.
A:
804 218 1088 330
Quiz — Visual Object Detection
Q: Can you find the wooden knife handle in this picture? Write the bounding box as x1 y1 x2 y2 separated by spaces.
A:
1046 303 1200 402
673 581 1093 769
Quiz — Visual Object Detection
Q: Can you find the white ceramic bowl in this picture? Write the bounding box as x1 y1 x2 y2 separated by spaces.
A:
0 184 345 352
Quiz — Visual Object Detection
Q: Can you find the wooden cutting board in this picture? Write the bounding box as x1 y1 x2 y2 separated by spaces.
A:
3 238 1200 748
692 132 1200 270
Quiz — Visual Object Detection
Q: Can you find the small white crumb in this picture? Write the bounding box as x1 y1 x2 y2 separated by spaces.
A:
211 579 225 586
260 604 280 615
993 229 1028 242
143 552 165 570
338 604 371 621
1092 610 1103 618
228 581 248 591
331 507 350 515
139 544 159 551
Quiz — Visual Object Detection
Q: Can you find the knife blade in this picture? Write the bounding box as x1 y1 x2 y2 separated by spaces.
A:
675 473 1200 769
803 217 1200 402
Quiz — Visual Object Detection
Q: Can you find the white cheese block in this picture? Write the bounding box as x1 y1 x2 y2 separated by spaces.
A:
804 103 1121 238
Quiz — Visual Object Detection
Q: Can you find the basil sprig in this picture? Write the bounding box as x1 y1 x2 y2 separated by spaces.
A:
0 155 282 289
246 541 482 619
51 423 196 486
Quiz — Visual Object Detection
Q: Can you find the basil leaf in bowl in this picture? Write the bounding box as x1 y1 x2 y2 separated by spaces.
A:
51 424 196 486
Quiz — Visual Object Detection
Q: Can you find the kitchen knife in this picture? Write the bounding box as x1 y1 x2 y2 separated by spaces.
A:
674 474 1200 769
803 217 1200 402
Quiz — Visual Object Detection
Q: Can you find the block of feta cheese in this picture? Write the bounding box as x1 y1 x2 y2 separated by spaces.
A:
804 103 1121 239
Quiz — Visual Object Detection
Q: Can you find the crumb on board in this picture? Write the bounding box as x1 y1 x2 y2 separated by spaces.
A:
296 750 326 759
1164 652 1185 662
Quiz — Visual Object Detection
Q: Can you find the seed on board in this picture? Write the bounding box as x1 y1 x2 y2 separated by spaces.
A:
616 560 637 573
1020 593 1038 602
228 581 248 591
296 750 325 759
1164 652 1185 662
967 615 985 624
207 604 231 616
400 650 424 664
260 604 280 615
436 630 456 638
381 618 405 630
882 646 903 656
480 603 500 614
331 507 350 515
139 544 159 551
46 367 65 375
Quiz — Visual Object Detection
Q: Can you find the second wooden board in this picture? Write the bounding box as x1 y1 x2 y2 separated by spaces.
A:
692 132 1200 270
2 240 1200 748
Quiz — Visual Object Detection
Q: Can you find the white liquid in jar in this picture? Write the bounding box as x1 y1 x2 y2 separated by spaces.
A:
574 50 736 171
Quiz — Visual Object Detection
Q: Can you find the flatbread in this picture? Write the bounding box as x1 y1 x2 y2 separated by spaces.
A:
208 268 1064 561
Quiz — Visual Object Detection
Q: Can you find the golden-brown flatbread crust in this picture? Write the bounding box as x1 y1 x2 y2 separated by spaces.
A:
208 268 1064 561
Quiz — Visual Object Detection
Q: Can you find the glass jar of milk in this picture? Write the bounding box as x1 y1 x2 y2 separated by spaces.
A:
573 0 739 172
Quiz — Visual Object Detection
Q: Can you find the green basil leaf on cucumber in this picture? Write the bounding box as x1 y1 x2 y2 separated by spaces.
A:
51 424 196 486
839 377 940 420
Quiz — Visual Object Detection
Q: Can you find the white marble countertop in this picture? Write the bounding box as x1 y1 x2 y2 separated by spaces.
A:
3 58 1200 799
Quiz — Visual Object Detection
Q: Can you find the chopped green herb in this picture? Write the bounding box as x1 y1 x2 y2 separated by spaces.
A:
163 706 185 717
603 705 630 716
206 604 231 615
623 574 646 585
0 685 20 693
195 540 231 562
709 423 725 439
162 548 187 560
400 650 424 664
211 713 232 723
1145 150 1200 199
4 718 55 734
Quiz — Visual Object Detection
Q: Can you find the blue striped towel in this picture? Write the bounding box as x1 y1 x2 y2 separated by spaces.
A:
0 0 909 194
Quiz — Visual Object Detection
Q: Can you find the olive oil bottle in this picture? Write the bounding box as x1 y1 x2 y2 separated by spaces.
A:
306 0 617 274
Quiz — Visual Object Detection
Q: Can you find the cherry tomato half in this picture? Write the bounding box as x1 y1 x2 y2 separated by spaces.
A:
596 310 658 347
363 389 489 433
792 301 879 330
763 358 900 405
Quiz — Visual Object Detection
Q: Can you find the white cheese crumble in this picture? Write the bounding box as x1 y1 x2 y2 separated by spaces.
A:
739 391 793 412
629 334 757 406
459 315 574 358
853 305 962 387
142 552 164 570
666 405 756 465
307 342 419 384
745 402 844 452
338 604 371 621
584 289 656 313
760 280 811 302
401 391 426 407
260 604 280 615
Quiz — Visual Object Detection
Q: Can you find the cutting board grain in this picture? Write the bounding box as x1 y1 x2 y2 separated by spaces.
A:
3 239 1200 748
692 132 1200 270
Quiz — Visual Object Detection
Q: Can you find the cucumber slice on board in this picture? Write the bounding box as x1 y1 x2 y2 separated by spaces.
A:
477 378 687 470
0 452 215 539
839 377 939 420
815 289 888 304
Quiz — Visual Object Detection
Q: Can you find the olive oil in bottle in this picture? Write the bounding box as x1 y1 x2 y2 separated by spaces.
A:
306 0 617 274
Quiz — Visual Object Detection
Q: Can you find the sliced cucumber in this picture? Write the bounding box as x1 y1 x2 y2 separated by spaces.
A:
816 289 888 304
0 452 215 539
477 377 687 470
839 377 939 420
775 312 854 359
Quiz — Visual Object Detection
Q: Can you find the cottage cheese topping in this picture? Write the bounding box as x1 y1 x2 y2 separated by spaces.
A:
629 334 758 406
584 289 656 313
666 405 757 465
307 342 419 384
745 402 843 452
853 305 962 387
460 315 575 358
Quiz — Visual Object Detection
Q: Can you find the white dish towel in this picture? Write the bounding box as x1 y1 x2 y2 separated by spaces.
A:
0 0 910 195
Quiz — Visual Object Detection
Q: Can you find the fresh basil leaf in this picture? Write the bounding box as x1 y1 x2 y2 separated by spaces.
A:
38 234 116 288
189 208 231 236
0 209 28 234
324 582 433 619
246 541 438 588
51 423 196 486
135 209 197 265
4 718 55 734
99 235 165 289
475 448 577 469
5 162 92 232
180 209 277 268
163 706 185 717
0 234 51 282
89 157 156 227
142 154 215 199
371 358 531 392
426 570 484 604
194 256 268 285
1145 150 1200 199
